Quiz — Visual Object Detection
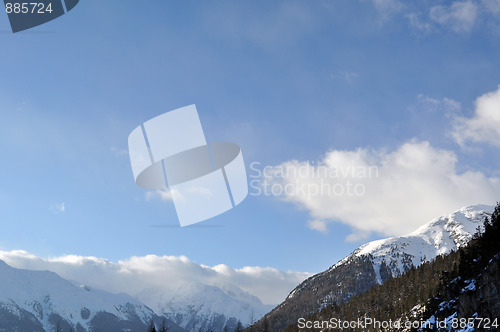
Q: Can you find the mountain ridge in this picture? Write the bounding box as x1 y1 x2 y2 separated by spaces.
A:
253 204 494 331
0 259 177 331
0 258 270 331
0 204 494 332
136 282 273 331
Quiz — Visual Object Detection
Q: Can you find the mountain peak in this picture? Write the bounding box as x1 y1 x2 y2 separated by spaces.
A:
0 260 159 331
352 205 493 280
261 204 494 332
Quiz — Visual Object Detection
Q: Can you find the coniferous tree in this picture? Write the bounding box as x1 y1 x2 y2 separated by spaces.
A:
149 320 157 332
262 317 269 332
158 319 168 332
266 203 500 332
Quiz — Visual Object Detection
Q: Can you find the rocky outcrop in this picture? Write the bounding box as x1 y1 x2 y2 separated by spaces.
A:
459 253 500 319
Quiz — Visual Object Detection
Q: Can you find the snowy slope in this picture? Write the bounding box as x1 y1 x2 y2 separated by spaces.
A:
262 205 494 332
2 205 492 332
0 260 162 331
136 282 273 331
286 205 493 302
339 204 493 283
0 258 273 332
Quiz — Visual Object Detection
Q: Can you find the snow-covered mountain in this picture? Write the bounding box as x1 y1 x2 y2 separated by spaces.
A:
0 258 271 332
2 204 493 332
0 259 184 331
136 282 272 331
257 204 494 331
333 204 493 283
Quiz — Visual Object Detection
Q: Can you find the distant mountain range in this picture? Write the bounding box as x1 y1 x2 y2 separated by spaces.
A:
0 259 270 332
136 282 272 331
253 204 493 331
0 205 493 332
0 259 180 332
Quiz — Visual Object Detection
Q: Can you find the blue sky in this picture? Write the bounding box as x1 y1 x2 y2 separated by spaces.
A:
1 0 500 303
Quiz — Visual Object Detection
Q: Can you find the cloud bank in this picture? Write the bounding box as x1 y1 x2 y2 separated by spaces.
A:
429 1 478 33
380 0 500 34
262 140 500 239
453 85 500 147
0 250 309 306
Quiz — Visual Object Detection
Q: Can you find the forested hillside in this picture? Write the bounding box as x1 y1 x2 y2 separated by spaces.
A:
280 203 500 332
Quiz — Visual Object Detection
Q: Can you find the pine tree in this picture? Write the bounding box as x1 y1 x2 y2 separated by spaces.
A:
262 317 269 332
149 320 157 332
158 319 168 332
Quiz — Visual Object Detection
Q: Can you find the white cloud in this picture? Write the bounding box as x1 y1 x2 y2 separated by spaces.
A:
482 0 500 15
406 1 500 34
345 231 371 243
330 71 359 85
371 0 404 15
145 190 173 201
50 202 65 213
406 12 432 32
452 85 500 147
262 140 500 239
307 219 328 233
429 1 478 33
416 94 461 113
0 250 309 306
109 146 129 156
